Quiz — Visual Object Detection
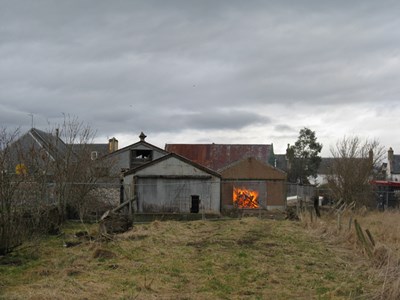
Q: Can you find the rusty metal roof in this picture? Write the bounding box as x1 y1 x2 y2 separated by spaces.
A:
165 143 274 171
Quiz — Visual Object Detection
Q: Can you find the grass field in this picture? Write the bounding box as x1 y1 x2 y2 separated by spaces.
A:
0 213 391 299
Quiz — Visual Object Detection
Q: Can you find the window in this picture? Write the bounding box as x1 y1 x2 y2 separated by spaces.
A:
131 149 152 168
91 151 98 160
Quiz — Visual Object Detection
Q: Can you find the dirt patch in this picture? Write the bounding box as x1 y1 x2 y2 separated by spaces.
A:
65 267 83 276
93 248 117 259
236 236 260 246
0 256 23 266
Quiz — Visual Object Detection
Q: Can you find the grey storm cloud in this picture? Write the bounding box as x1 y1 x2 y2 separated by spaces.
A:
1 0 400 154
94 108 270 135
274 125 295 133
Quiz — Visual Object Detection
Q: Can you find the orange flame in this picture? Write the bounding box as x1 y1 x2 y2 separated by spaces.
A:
233 187 259 208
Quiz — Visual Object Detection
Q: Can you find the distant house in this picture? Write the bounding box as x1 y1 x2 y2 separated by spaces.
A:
307 158 335 186
123 153 221 214
12 128 68 172
4 128 68 205
273 154 289 173
72 142 109 161
12 128 111 171
7 128 121 216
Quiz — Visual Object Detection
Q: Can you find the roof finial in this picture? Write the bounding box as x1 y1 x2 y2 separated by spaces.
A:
139 132 147 141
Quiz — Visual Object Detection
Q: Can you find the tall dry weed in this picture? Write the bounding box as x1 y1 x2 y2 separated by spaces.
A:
302 208 400 300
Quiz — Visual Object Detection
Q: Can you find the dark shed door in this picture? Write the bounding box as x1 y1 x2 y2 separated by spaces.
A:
190 195 200 213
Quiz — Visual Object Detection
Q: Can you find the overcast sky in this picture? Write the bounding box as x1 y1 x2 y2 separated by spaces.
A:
1 1 400 157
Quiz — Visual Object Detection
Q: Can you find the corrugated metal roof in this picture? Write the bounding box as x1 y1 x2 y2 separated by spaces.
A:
165 144 273 171
219 157 286 180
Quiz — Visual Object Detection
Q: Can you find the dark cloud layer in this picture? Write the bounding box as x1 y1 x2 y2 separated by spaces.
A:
1 1 400 154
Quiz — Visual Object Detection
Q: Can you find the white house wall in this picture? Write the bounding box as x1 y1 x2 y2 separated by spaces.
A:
387 173 400 182
308 174 328 186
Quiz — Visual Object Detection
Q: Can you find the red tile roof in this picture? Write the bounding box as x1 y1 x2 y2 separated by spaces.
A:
165 144 274 171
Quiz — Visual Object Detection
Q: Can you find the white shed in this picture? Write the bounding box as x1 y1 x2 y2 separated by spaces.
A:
123 153 221 214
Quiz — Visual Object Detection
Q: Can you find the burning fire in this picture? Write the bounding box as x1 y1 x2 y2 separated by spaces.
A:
233 187 259 208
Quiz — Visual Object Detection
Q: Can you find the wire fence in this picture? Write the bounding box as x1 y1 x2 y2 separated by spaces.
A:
9 180 400 218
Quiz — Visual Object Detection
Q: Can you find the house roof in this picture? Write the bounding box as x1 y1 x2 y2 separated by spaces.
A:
20 128 68 160
123 152 221 178
16 128 111 162
317 157 373 176
219 157 286 180
72 143 109 158
317 158 335 175
164 143 274 171
274 154 288 172
390 155 400 174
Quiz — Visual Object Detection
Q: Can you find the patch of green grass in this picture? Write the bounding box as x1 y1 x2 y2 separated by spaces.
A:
237 250 248 258
202 276 233 298
316 285 330 295
323 270 336 280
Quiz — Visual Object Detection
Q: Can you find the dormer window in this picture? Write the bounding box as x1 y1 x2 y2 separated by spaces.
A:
131 149 152 168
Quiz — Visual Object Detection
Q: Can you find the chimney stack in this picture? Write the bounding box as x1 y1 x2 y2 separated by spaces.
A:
108 137 118 153
369 148 374 165
388 147 394 163
285 144 290 159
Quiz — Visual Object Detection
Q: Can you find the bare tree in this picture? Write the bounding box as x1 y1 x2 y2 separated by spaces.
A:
47 115 114 220
0 126 64 254
327 136 384 207
0 128 50 253
0 127 24 254
0 118 115 253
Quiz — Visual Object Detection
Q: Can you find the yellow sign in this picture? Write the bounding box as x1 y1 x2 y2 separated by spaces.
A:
15 164 28 175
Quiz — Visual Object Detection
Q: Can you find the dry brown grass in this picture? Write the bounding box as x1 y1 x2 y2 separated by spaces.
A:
301 208 400 300
0 217 382 299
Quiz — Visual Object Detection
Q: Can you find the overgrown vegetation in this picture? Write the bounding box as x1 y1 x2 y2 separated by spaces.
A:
0 119 115 254
301 207 400 300
0 127 30 254
0 217 382 299
45 115 115 221
326 136 384 207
